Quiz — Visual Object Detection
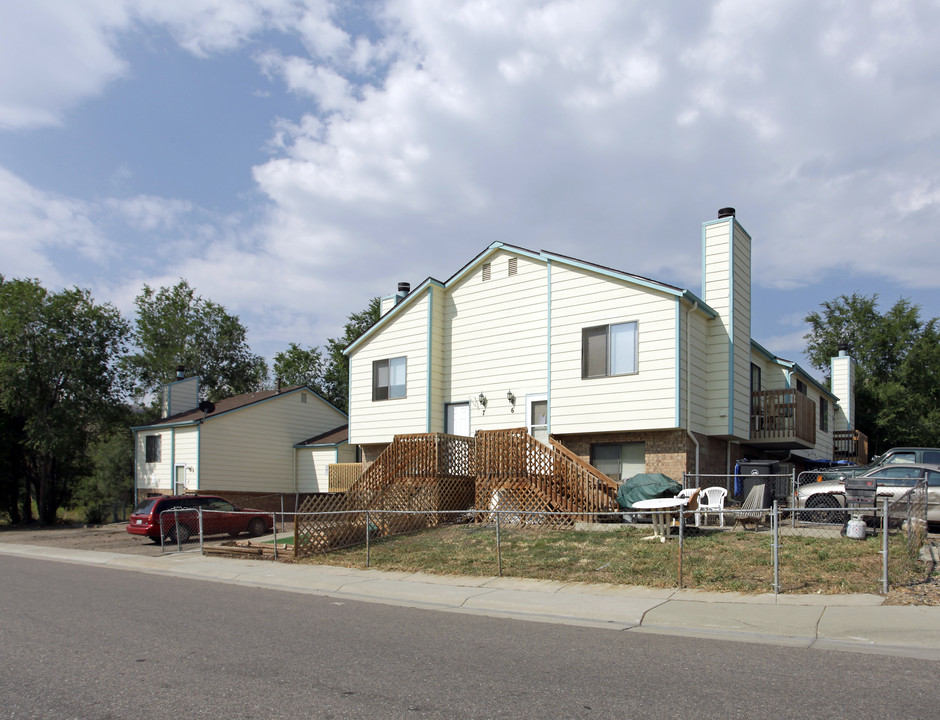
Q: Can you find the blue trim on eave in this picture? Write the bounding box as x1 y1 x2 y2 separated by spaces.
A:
345 280 444 356
540 251 683 297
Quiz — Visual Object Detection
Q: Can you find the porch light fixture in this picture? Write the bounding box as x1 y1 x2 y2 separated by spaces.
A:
479 392 487 414
507 390 515 412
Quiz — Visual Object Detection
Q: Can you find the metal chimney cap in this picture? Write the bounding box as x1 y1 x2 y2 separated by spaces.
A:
397 281 411 294
718 207 736 219
176 365 185 380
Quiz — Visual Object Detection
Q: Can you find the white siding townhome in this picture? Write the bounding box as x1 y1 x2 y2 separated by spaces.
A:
132 378 348 505
345 209 857 482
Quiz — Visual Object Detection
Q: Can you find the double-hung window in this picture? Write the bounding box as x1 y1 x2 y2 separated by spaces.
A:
582 321 638 378
373 356 407 400
145 435 161 463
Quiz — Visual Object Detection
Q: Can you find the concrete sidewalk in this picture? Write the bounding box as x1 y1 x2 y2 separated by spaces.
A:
2 542 938 660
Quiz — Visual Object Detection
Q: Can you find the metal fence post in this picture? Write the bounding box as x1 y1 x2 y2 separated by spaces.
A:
772 500 780 597
365 510 371 568
881 497 889 594
678 508 684 589
790 470 797 529
199 509 204 554
174 510 181 552
272 513 278 561
496 509 502 577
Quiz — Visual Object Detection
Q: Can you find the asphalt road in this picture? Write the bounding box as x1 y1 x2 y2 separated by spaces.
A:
1 555 937 719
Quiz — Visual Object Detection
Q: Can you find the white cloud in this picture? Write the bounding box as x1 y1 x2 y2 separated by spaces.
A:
0 167 109 281
0 0 130 129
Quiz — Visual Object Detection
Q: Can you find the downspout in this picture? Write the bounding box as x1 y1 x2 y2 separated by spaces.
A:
685 300 700 476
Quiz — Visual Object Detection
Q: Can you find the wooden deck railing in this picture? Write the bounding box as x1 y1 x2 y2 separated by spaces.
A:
833 430 869 465
750 389 816 445
328 463 365 492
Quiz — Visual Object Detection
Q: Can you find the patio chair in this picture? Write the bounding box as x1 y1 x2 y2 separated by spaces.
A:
669 488 700 531
733 483 768 530
696 486 728 527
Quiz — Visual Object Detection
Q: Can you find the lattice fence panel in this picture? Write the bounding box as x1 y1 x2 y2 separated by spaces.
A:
474 429 619 527
294 433 475 557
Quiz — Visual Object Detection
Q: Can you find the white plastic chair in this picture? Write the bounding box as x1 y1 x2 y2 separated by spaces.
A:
695 486 728 527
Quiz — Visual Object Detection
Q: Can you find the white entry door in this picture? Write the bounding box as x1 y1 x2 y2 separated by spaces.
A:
445 402 471 436
174 465 186 495
526 394 548 444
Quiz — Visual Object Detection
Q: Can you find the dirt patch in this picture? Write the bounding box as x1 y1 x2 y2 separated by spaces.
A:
0 523 166 556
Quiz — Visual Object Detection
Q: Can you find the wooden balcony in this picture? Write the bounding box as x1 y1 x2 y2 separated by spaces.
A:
750 389 816 449
833 430 869 465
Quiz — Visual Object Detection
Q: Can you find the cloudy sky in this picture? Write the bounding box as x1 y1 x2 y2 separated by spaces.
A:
2 0 939 378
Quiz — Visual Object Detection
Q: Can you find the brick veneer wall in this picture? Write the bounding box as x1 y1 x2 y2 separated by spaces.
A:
553 429 715 482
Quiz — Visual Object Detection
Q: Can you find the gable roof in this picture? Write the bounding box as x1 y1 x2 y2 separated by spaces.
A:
296 424 349 447
751 341 837 400
345 242 716 356
132 385 345 430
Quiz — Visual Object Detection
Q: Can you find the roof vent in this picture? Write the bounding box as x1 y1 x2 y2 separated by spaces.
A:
176 365 185 380
718 207 736 219
397 282 410 295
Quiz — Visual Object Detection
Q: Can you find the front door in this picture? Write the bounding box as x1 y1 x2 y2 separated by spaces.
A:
445 402 471 436
526 394 548 444
174 465 186 495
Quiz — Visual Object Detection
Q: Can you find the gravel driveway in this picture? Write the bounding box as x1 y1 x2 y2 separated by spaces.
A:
0 523 167 556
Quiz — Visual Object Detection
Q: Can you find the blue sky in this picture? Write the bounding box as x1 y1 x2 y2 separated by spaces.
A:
2 0 939 381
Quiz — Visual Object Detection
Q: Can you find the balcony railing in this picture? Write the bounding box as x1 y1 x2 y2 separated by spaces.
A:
750 389 816 447
833 430 869 465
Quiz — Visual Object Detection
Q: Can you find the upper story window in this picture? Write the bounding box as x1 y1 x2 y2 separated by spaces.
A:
796 379 807 395
819 397 829 432
750 363 761 392
582 321 638 378
373 356 407 400
145 435 161 463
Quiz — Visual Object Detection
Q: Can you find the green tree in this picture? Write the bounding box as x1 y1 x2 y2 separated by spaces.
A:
72 416 136 524
272 343 325 394
804 293 940 453
322 297 381 412
125 280 268 402
0 277 131 523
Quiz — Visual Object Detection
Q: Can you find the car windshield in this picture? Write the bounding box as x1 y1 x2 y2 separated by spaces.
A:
132 499 159 516
203 500 236 512
884 452 916 464
868 466 921 486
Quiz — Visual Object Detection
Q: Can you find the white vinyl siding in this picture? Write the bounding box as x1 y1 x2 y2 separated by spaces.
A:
550 263 677 433
135 429 172 490
296 447 334 493
703 218 751 439
684 307 710 433
348 292 430 444
199 391 347 494
443 251 547 434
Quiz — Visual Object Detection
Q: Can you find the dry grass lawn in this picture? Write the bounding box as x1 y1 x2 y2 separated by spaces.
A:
296 523 923 595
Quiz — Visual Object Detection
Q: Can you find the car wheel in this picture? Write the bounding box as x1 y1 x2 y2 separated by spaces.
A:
805 494 842 524
167 523 192 544
248 518 267 537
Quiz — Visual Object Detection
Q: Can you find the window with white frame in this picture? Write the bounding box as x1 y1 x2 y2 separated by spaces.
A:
590 442 645 483
581 321 638 378
372 357 407 400
145 435 161 463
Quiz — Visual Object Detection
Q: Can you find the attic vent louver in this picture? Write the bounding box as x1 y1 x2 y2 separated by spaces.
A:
508 257 518 276
482 262 491 281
